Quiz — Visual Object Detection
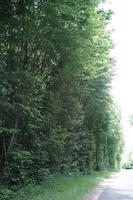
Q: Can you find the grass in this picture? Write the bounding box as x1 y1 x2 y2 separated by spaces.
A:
14 170 116 200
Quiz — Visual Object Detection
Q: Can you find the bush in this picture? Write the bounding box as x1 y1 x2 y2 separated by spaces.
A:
2 150 33 186
2 150 50 188
0 186 14 200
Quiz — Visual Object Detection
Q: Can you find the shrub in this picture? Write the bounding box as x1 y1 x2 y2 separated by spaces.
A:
0 186 14 200
2 150 50 188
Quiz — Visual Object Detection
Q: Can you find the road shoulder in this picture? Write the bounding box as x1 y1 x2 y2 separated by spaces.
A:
83 173 119 200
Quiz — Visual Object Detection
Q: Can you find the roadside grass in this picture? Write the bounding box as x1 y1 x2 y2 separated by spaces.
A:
14 170 117 200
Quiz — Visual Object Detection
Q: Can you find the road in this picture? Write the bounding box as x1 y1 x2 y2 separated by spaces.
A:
99 170 133 200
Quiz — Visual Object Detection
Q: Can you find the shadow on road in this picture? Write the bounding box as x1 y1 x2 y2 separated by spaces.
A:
99 188 133 200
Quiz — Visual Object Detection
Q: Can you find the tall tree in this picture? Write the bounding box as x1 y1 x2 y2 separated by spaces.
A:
0 0 124 187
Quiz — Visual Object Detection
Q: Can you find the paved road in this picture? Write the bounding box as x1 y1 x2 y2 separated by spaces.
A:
99 170 133 200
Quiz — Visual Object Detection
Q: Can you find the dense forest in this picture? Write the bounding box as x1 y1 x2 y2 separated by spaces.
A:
0 0 123 192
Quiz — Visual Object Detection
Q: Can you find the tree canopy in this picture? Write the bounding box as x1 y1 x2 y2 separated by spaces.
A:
0 0 123 189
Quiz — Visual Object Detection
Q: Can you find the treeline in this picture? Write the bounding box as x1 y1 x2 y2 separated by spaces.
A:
0 0 123 188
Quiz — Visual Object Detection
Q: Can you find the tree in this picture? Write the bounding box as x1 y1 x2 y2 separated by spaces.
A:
0 0 124 188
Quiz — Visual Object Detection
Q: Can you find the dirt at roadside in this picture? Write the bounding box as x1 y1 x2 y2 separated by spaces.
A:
83 174 119 200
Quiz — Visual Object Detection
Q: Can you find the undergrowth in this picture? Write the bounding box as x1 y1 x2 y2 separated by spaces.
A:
11 170 116 200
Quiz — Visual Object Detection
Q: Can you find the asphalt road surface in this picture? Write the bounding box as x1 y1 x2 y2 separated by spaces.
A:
99 170 133 200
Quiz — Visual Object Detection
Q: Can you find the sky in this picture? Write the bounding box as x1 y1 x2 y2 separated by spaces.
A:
102 0 133 155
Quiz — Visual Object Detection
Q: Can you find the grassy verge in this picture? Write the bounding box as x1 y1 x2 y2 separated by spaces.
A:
14 170 117 200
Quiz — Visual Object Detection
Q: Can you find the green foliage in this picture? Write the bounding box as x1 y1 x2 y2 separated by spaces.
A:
13 171 116 200
2 151 49 187
0 0 124 191
0 186 14 200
